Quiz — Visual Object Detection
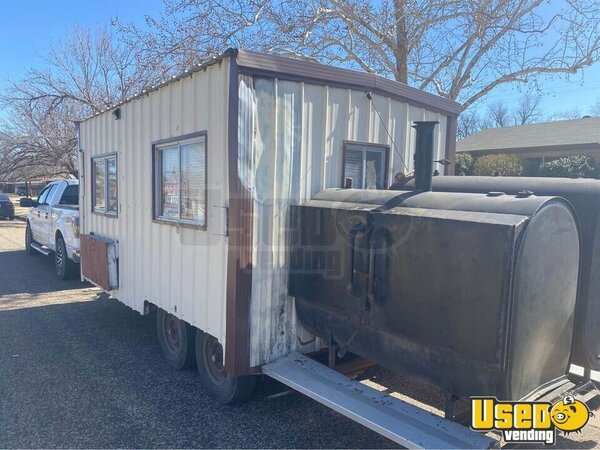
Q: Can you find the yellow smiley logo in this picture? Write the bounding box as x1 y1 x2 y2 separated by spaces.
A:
550 397 591 433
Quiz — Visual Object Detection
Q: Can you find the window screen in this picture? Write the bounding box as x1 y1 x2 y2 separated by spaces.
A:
343 143 388 190
106 158 118 214
92 154 117 215
154 133 207 227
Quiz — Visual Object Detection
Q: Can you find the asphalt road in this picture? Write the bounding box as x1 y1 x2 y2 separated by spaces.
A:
1 218 600 448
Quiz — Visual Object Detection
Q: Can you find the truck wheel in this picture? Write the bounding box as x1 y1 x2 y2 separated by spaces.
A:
156 309 196 370
196 330 256 404
55 235 78 280
25 222 37 256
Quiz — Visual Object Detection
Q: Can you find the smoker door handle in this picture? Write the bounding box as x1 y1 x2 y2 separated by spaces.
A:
367 227 388 304
347 222 367 296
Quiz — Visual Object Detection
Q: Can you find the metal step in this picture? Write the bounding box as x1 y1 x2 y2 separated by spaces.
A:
30 242 52 256
263 352 496 449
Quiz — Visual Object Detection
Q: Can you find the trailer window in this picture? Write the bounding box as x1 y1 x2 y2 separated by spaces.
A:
153 132 206 228
343 142 389 190
92 154 118 216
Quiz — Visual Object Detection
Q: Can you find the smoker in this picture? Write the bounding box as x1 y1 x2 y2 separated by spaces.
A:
401 175 600 373
289 123 580 401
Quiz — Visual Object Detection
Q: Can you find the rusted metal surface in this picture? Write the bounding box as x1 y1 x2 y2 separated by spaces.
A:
290 188 580 400
80 233 117 291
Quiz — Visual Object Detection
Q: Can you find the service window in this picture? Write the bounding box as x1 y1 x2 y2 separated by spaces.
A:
153 132 206 227
92 154 118 215
343 142 389 190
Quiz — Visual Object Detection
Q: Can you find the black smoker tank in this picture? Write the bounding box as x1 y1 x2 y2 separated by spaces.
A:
289 123 580 401
402 175 600 373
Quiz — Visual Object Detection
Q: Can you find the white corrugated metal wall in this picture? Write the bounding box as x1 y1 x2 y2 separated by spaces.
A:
244 77 449 366
80 60 231 345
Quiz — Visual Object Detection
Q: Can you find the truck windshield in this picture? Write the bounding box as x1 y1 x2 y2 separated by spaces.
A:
59 185 79 205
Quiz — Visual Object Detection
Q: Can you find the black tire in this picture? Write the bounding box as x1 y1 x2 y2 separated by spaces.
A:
25 222 37 256
156 309 196 370
196 330 257 404
55 235 78 280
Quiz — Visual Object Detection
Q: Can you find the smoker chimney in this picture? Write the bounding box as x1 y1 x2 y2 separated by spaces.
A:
412 121 439 192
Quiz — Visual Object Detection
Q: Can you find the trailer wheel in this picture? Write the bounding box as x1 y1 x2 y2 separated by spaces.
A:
55 235 78 280
156 309 196 370
196 330 256 404
25 222 37 256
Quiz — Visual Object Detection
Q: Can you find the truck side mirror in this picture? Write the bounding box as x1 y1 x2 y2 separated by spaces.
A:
20 198 36 207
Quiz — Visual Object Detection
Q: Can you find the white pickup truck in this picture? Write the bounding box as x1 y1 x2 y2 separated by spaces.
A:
22 180 80 279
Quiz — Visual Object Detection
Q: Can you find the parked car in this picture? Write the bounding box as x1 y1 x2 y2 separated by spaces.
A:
22 180 80 279
0 194 15 220
15 186 27 196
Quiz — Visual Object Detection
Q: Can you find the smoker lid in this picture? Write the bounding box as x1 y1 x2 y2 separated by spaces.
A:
310 188 573 219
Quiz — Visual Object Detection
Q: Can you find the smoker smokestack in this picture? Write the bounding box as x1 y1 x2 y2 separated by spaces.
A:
413 121 439 192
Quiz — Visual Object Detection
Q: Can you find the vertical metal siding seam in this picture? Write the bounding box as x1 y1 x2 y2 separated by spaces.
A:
322 86 329 188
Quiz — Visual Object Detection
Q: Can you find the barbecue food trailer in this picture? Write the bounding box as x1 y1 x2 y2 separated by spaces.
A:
77 49 595 448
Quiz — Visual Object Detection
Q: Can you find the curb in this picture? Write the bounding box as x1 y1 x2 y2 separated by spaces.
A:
15 215 26 222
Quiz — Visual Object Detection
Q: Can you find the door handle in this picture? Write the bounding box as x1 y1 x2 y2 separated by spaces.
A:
37 210 40 217
367 227 390 304
347 222 368 296
44 213 48 219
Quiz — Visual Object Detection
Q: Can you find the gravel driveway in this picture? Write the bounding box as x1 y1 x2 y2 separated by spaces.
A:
1 219 599 448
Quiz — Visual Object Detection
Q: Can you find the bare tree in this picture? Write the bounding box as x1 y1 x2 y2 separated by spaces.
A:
1 26 163 179
590 97 600 116
485 101 511 127
457 108 484 139
514 92 543 125
119 0 600 109
549 106 584 121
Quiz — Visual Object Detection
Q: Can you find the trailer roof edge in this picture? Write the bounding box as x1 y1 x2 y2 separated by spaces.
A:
79 47 461 123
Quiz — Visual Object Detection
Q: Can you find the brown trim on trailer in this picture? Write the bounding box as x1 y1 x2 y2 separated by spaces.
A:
445 117 457 175
235 50 461 117
81 48 461 124
224 62 253 376
341 140 391 189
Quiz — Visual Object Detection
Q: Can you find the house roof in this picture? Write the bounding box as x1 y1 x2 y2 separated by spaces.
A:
81 48 461 123
457 117 600 155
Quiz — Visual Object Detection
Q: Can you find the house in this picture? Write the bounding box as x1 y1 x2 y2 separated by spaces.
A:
457 116 600 174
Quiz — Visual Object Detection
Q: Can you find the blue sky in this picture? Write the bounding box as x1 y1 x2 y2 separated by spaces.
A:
0 0 163 81
0 0 599 119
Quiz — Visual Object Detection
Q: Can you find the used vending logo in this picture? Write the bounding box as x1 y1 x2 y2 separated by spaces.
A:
471 395 592 445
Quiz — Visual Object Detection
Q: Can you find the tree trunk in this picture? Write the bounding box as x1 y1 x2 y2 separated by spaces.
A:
393 0 408 84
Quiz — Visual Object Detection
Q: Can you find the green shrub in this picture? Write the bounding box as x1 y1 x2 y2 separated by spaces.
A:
455 153 474 176
473 154 523 176
540 154 598 178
